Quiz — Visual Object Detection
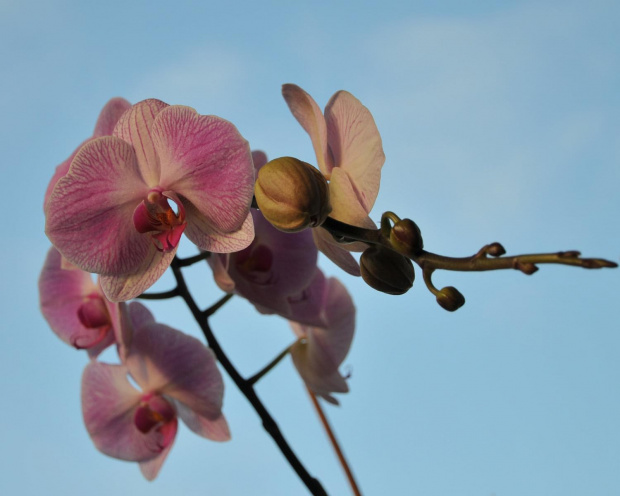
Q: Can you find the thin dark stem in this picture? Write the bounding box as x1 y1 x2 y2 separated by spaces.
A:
247 343 293 386
136 288 180 300
169 257 327 496
175 250 211 267
203 293 234 318
307 388 361 496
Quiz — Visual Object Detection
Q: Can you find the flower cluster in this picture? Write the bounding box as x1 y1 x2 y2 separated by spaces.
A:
40 86 377 478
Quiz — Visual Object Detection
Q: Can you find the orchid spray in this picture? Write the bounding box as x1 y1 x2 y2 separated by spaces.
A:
40 89 616 495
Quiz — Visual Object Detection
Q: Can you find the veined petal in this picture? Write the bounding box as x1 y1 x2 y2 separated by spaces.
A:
175 401 231 442
43 139 90 208
312 228 360 276
113 99 168 186
153 105 254 233
82 361 166 462
328 167 378 233
94 97 132 137
184 205 254 253
325 90 385 212
100 245 177 302
45 136 151 275
123 313 225 421
282 84 333 177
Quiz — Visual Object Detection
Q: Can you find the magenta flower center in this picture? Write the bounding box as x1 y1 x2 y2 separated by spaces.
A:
133 190 187 252
74 295 111 349
134 393 177 451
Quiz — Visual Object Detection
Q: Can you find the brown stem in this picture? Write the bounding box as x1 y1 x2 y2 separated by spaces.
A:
307 388 362 496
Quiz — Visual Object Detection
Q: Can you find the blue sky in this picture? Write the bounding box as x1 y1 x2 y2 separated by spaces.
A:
1 0 618 494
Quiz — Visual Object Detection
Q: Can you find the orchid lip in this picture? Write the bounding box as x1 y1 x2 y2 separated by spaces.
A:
133 190 187 252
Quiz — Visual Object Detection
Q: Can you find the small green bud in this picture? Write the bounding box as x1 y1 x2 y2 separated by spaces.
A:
436 286 465 311
360 245 415 295
389 218 423 257
254 157 331 232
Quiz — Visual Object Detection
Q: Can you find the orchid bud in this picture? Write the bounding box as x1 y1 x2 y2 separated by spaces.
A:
390 218 423 257
436 286 465 311
254 157 331 233
360 245 415 295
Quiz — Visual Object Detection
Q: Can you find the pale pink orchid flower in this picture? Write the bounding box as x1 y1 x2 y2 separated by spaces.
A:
45 99 255 302
282 84 385 276
44 97 131 208
288 270 356 404
210 151 319 319
39 246 120 358
82 302 229 480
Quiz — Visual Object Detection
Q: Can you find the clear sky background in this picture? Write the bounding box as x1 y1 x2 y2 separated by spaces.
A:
1 0 618 495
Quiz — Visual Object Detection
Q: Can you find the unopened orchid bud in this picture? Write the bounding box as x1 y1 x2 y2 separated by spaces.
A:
390 218 423 257
486 242 506 257
360 245 415 295
254 157 331 233
436 286 465 312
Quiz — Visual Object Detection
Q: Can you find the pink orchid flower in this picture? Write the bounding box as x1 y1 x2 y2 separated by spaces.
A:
282 84 385 276
39 246 120 358
44 97 131 208
209 151 319 318
46 99 255 301
82 302 229 480
288 270 356 404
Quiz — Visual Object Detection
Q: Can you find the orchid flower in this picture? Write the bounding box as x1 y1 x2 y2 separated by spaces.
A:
282 84 385 276
45 99 255 301
39 246 120 357
82 302 229 480
288 270 356 404
44 97 131 208
209 151 319 318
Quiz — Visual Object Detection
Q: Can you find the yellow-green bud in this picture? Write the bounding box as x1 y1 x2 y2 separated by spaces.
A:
390 218 423 257
254 157 331 233
360 245 415 295
436 286 465 311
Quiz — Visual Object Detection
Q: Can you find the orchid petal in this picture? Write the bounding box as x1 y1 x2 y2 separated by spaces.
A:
208 254 236 293
124 310 225 421
251 150 268 171
282 84 333 176
328 168 378 234
100 246 177 302
82 361 168 462
153 105 254 233
43 139 90 208
113 99 168 186
175 401 231 442
183 205 254 253
226 210 318 315
290 277 355 399
45 136 151 275
288 268 329 328
39 247 115 356
93 97 132 137
325 90 385 212
139 437 175 481
312 228 360 276
290 343 349 398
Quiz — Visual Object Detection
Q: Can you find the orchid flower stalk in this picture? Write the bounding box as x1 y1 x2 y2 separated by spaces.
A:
39 85 617 496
